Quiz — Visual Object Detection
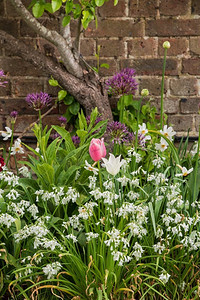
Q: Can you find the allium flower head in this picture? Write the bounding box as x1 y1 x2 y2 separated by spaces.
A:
72 135 80 148
107 121 134 145
10 111 18 118
86 115 102 126
58 116 67 124
105 68 138 96
25 92 52 111
0 69 8 87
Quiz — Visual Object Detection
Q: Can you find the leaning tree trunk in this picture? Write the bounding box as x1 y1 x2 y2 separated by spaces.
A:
0 30 113 121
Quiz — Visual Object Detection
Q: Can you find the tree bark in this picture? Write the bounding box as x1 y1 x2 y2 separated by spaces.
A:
0 30 113 121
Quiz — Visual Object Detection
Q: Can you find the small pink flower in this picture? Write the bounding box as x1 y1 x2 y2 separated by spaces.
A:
89 138 106 161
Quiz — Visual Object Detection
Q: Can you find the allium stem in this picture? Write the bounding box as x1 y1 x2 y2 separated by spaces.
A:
6 122 15 167
119 95 125 123
135 98 142 151
160 48 167 129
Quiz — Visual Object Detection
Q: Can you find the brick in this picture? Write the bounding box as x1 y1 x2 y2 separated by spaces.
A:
85 20 143 38
80 39 95 57
11 79 44 97
158 38 189 56
129 0 157 17
44 80 60 97
168 115 193 131
180 98 200 113
0 19 19 37
120 59 178 76
20 20 37 37
39 18 59 32
0 98 58 115
195 115 200 131
86 58 118 76
98 0 126 17
97 40 125 57
127 38 157 57
192 0 200 14
13 115 37 133
0 80 11 96
164 98 179 114
182 58 200 75
0 0 5 16
190 37 200 55
6 0 29 17
170 78 198 96
138 77 167 96
43 114 61 128
146 19 200 37
0 116 4 130
0 58 48 77
160 0 190 16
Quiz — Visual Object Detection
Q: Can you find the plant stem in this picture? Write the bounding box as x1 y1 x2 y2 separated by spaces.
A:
98 160 103 192
192 125 200 204
135 97 143 151
160 48 167 129
6 122 15 167
119 95 124 124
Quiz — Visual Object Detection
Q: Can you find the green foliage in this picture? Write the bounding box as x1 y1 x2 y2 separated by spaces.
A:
30 0 118 29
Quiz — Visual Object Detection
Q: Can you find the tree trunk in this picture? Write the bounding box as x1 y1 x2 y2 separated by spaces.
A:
0 30 113 121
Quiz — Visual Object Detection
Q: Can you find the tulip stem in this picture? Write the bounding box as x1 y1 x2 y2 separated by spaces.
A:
98 161 103 192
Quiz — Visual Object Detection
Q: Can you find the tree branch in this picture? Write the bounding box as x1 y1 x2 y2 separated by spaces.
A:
9 0 83 78
0 30 92 109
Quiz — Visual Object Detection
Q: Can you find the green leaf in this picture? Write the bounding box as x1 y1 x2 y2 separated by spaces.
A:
64 95 74 105
114 0 118 5
69 102 80 115
65 0 73 14
148 202 156 236
44 3 53 13
58 89 67 101
51 0 62 12
37 163 55 185
62 15 71 27
49 79 59 86
73 4 82 19
95 0 105 7
100 63 109 69
32 2 44 18
82 10 94 29
76 129 88 139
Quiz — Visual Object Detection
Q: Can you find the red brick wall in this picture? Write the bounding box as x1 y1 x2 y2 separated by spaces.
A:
1 0 200 137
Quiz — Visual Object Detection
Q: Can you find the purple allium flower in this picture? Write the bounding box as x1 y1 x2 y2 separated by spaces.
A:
10 111 18 118
72 135 80 147
58 116 67 124
0 70 8 87
25 92 52 111
52 132 61 140
107 121 134 145
105 68 138 96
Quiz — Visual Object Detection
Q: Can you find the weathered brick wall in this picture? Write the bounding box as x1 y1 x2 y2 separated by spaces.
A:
1 0 200 137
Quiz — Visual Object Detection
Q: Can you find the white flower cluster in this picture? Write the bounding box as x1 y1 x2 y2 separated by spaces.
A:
0 170 19 186
8 200 38 219
42 262 62 279
0 213 16 228
35 186 80 205
78 202 98 220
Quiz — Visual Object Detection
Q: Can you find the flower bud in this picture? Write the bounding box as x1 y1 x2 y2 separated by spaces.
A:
141 89 149 97
89 138 106 161
163 41 171 49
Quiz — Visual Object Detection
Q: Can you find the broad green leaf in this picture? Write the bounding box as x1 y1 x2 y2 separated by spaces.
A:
69 101 80 115
58 89 67 101
73 4 82 19
62 15 71 27
52 0 62 12
114 0 118 5
49 79 59 86
76 129 88 139
82 10 94 29
64 95 74 105
44 3 53 13
65 0 73 14
100 63 109 69
95 0 105 7
37 163 55 185
32 2 44 18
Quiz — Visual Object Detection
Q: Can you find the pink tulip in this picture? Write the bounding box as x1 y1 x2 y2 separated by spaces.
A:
89 138 106 161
